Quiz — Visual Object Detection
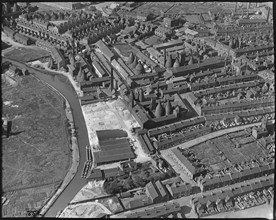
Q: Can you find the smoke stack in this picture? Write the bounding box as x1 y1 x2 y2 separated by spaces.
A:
234 2 237 12
163 49 166 67
110 68 114 91
266 7 270 22
247 2 250 10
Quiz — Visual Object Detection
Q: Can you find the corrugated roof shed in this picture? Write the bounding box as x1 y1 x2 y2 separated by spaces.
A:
96 129 128 141
99 138 130 148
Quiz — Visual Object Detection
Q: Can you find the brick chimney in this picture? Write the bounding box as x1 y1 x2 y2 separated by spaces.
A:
234 2 237 12
266 7 271 22
163 48 166 67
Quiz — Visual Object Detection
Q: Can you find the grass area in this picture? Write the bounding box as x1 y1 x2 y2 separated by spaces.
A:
4 47 50 63
2 74 71 216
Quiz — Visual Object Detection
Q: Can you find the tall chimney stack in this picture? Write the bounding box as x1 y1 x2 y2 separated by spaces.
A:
234 2 237 12
110 68 114 91
266 7 270 22
163 49 166 67
247 2 250 10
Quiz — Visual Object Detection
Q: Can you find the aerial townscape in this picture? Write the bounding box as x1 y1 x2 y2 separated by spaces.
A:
1 1 275 218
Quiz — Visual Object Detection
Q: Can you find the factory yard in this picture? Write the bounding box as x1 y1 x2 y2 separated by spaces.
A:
81 98 151 163
2 74 72 217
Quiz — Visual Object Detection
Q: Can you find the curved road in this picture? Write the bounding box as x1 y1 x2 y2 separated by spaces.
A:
2 57 90 217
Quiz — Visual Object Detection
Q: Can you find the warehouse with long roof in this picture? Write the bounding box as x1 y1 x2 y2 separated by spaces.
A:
93 129 135 165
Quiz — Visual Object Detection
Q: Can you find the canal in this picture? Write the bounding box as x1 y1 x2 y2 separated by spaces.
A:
32 72 89 217
2 56 90 217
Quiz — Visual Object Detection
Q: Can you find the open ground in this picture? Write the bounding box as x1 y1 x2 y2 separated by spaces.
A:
2 73 71 217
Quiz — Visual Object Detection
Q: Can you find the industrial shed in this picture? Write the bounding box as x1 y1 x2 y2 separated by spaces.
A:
96 129 128 141
94 129 135 165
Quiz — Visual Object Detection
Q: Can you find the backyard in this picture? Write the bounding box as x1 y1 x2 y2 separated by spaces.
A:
103 161 175 194
189 130 269 172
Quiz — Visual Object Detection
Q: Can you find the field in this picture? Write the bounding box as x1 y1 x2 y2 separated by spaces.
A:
2 74 71 217
4 47 50 63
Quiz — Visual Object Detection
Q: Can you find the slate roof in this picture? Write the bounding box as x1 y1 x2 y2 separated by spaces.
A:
171 148 196 175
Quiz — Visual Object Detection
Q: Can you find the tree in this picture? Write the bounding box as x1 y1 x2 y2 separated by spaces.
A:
123 177 134 190
104 179 119 194
132 175 146 187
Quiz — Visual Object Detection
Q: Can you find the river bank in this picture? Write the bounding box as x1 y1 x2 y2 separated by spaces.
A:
32 76 80 217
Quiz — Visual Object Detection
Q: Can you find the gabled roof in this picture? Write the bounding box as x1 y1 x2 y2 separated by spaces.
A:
155 180 167 198
146 181 159 201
